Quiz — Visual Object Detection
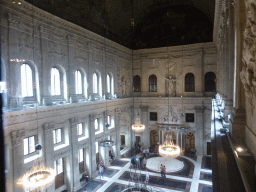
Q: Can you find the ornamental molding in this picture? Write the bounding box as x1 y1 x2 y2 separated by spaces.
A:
240 0 256 112
10 129 25 146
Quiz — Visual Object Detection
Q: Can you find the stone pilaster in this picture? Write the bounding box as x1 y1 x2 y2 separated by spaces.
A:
141 105 150 148
89 114 97 177
115 108 121 158
194 106 205 155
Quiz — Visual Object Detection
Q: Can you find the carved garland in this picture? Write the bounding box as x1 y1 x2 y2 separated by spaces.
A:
240 0 256 110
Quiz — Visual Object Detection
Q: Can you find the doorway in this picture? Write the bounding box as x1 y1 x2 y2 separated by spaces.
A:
207 142 211 155
136 136 141 145
150 130 159 147
121 135 125 146
185 132 195 150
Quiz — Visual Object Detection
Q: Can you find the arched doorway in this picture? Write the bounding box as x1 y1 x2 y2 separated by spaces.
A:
150 130 159 147
185 132 195 150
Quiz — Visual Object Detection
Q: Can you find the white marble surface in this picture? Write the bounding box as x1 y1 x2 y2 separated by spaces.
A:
146 157 184 173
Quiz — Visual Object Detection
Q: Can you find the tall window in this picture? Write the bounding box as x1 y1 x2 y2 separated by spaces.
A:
54 158 64 189
21 64 33 97
185 73 195 92
133 75 141 92
53 128 62 144
77 123 83 136
75 70 82 94
149 74 157 92
51 68 61 95
107 74 111 93
94 119 99 130
205 72 216 92
107 115 111 126
93 73 98 94
24 136 35 155
78 148 84 173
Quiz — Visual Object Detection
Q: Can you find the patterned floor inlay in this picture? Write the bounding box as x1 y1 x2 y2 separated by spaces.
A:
78 180 106 192
105 182 128 192
130 156 194 178
102 168 119 178
199 171 212 182
201 156 212 170
110 160 130 167
198 183 213 192
118 171 191 191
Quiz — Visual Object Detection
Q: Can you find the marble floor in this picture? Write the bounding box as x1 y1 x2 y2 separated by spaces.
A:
79 152 212 192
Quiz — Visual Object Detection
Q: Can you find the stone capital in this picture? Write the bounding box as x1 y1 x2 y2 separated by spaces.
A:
10 129 25 146
42 123 55 134
140 105 149 112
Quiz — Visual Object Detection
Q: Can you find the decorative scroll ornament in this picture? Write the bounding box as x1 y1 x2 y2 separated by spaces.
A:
159 130 180 158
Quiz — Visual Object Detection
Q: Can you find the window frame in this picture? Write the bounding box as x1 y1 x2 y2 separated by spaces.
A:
149 74 157 92
107 74 111 93
93 72 98 94
204 72 216 92
94 118 99 131
185 73 195 92
185 113 195 122
75 70 83 95
21 63 34 98
133 75 141 92
53 128 63 145
77 123 83 137
24 135 36 156
150 112 158 121
51 67 62 96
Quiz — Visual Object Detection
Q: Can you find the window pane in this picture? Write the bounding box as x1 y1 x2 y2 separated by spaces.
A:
51 68 61 95
56 129 62 143
79 149 83 162
108 115 111 126
57 158 63 174
77 123 83 135
24 138 28 155
21 64 33 97
95 142 98 153
29 136 35 153
107 74 110 93
75 70 82 94
95 119 98 130
93 73 98 93
149 75 157 92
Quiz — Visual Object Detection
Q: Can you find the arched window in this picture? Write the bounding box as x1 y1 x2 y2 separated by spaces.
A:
51 68 61 95
93 73 98 94
75 70 82 94
133 75 141 92
149 74 157 92
107 74 111 93
205 72 216 92
21 64 33 97
185 73 195 92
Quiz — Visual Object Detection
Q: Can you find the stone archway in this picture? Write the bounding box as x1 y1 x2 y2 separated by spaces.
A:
150 130 159 147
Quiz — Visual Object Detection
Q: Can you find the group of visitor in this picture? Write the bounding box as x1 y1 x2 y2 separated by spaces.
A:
160 164 166 179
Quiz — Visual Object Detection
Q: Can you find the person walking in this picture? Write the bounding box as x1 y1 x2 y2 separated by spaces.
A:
160 164 163 178
163 165 166 179
99 165 104 179
145 172 150 183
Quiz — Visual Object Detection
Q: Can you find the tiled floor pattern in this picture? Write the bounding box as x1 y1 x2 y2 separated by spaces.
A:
80 154 212 192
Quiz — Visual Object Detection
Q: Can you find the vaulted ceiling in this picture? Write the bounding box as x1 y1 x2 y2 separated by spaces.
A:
25 0 215 49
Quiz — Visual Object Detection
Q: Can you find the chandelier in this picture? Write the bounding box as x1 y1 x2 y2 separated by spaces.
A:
18 163 55 189
99 139 116 147
132 122 145 133
159 130 180 158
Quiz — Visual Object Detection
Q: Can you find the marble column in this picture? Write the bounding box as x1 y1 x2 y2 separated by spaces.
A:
141 105 150 148
194 106 205 155
89 114 97 178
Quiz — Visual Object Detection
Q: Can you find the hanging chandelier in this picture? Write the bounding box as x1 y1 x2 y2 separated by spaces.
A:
159 129 180 158
99 139 116 147
132 113 145 132
17 163 56 189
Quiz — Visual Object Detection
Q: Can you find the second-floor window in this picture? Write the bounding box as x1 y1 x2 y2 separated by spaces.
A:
77 123 83 136
75 70 82 94
149 74 157 92
185 73 195 92
53 128 62 144
93 73 98 94
94 119 99 130
133 75 141 92
21 64 33 97
24 136 35 155
51 68 61 95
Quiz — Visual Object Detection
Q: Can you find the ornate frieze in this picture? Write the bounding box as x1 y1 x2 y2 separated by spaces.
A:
240 0 256 109
10 129 25 146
